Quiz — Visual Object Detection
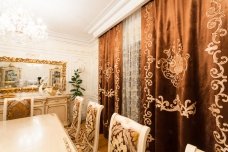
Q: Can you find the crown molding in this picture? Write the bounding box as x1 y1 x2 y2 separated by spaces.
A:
88 0 150 38
88 0 129 34
85 0 119 31
0 40 95 57
37 0 149 45
48 30 96 46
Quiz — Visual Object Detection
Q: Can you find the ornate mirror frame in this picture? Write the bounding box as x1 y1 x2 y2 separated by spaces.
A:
0 56 66 94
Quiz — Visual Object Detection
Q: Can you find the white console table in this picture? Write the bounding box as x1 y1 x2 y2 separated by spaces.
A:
0 94 69 126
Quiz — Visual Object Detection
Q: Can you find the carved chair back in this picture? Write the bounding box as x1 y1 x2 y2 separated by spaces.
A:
71 96 83 138
3 97 34 121
76 101 104 152
108 113 150 152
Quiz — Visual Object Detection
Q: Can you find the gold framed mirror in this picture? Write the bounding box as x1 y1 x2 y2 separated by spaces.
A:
0 56 66 94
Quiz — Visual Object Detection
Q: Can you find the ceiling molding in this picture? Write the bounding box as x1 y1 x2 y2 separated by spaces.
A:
0 44 93 58
48 30 95 46
84 0 119 31
88 0 150 38
87 0 129 33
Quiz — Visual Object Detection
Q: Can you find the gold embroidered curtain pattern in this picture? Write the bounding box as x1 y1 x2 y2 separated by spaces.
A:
140 0 228 152
98 24 123 138
99 0 228 151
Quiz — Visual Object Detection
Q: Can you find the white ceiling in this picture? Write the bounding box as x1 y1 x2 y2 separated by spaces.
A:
16 0 115 43
0 0 149 45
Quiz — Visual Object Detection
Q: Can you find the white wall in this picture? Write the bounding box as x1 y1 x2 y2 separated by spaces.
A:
0 35 99 120
0 36 98 96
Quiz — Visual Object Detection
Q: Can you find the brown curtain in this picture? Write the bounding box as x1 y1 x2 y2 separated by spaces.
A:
98 23 123 138
141 0 228 152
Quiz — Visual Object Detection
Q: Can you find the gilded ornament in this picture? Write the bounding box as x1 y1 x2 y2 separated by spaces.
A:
0 56 66 94
142 3 196 148
206 0 228 151
98 26 121 113
157 39 190 87
154 95 196 118
98 88 115 98
103 62 114 81
142 2 155 145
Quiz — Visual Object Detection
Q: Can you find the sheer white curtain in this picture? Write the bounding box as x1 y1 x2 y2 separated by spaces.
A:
122 9 141 122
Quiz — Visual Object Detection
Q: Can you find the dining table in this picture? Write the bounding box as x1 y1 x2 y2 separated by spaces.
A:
0 113 77 152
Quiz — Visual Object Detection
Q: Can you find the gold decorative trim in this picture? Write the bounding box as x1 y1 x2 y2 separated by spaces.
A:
103 62 114 81
98 50 103 104
99 88 115 98
157 39 190 87
142 2 155 144
0 56 66 94
114 25 121 113
142 3 197 148
205 0 228 151
98 42 115 100
98 25 121 113
155 95 196 118
0 56 65 65
0 87 38 94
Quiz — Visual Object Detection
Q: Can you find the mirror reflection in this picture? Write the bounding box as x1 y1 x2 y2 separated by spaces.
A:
0 62 62 89
0 57 66 94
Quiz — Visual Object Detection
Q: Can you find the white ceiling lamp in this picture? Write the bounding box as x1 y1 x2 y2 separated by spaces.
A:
0 0 48 43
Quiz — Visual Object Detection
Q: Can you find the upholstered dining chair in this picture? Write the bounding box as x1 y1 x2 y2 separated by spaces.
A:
75 101 104 152
3 97 34 121
66 96 83 141
108 113 150 152
185 144 204 152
